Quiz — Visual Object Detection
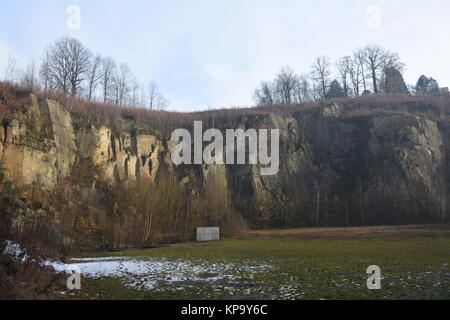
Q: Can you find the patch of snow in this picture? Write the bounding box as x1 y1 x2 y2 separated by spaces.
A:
70 257 131 262
44 256 272 292
1 240 29 263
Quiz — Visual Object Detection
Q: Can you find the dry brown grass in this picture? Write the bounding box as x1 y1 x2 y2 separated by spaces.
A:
2 81 450 139
0 240 65 300
242 224 450 240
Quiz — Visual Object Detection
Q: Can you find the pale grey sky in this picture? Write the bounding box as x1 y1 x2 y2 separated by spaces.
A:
1 0 449 111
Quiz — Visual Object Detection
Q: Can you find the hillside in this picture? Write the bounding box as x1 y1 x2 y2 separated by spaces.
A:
1 84 450 251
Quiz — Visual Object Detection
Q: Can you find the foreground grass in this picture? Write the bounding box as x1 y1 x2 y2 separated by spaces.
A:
71 236 450 300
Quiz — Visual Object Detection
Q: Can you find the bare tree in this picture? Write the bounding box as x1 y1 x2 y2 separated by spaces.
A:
337 56 351 97
87 54 102 101
100 57 116 103
380 51 405 93
130 77 139 107
254 70 312 105
140 82 147 108
46 37 92 97
354 49 368 93
311 56 331 99
21 57 38 91
113 63 132 106
274 66 298 104
4 54 19 83
251 44 409 101
254 81 274 106
294 75 312 103
148 81 159 110
156 94 168 111
345 53 364 96
147 81 167 110
362 45 386 94
39 52 52 94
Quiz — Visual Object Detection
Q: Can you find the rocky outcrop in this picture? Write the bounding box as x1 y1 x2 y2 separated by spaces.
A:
1 94 448 227
0 96 69 189
89 126 165 182
0 95 169 189
206 105 448 226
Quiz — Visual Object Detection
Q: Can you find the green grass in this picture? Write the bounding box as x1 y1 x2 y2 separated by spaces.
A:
77 237 450 300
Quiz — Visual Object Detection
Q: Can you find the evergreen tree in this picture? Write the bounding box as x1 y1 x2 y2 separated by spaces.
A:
326 80 345 99
415 75 440 94
381 67 409 94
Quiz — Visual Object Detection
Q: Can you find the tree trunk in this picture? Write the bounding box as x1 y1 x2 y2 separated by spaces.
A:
324 189 328 226
345 200 349 227
315 184 321 226
371 68 378 94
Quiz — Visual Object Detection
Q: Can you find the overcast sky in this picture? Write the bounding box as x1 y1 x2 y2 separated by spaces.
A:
1 0 450 111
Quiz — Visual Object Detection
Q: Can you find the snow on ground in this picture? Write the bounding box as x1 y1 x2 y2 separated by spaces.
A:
45 256 272 291
1 240 29 263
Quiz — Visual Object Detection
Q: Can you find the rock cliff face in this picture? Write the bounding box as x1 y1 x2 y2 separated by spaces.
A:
87 125 164 183
0 95 167 190
224 105 448 226
1 94 449 228
0 96 75 189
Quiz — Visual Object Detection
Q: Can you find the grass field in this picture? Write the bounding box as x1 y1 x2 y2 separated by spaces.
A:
63 225 450 300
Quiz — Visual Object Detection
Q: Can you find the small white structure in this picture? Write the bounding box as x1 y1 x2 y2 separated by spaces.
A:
196 227 220 242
